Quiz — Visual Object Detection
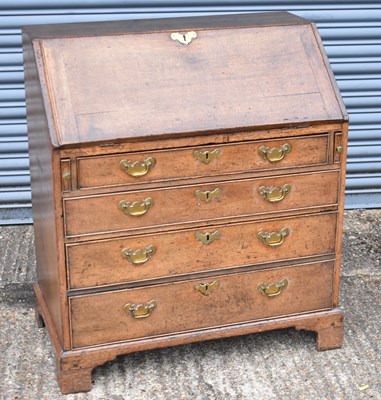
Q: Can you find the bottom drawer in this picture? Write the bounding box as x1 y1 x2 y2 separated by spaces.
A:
70 260 334 348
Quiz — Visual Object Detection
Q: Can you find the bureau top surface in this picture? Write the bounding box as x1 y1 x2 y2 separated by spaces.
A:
23 12 346 148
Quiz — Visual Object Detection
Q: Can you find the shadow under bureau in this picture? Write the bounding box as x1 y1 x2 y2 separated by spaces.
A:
23 12 348 394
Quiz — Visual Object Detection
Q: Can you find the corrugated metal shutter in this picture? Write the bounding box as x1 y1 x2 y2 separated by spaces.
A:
1 1 380 224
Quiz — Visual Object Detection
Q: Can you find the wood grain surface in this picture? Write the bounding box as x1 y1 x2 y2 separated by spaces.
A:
64 170 339 237
70 260 334 348
23 11 348 394
67 212 337 289
40 23 344 146
23 36 69 347
77 135 329 189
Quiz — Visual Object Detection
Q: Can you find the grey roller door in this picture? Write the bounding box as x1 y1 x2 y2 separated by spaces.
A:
1 1 380 224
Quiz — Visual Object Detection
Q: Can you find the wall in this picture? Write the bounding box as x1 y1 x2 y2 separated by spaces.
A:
1 1 380 223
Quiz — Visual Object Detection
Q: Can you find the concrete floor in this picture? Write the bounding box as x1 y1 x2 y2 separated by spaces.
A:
0 210 380 399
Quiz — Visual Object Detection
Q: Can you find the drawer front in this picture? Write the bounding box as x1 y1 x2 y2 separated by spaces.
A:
64 170 339 237
70 261 334 348
67 212 337 289
77 135 329 189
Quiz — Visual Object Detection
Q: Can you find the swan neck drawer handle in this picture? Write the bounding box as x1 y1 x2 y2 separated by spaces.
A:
120 157 156 177
257 228 289 247
257 278 288 297
258 143 292 163
258 184 291 203
118 197 153 216
123 300 157 319
121 245 156 265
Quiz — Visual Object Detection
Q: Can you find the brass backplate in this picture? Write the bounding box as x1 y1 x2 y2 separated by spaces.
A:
257 228 289 247
195 281 220 296
123 300 157 319
120 157 156 177
121 245 156 265
171 31 197 45
195 230 221 245
258 184 291 203
118 197 153 217
193 149 221 164
258 143 291 163
195 188 221 202
257 278 288 297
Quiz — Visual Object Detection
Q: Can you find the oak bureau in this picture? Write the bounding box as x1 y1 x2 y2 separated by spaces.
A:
23 12 348 394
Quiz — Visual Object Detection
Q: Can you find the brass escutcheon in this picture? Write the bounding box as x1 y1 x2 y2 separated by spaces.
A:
258 184 291 203
257 228 289 247
170 31 197 45
195 188 221 202
193 149 221 164
120 157 156 177
195 281 220 296
123 300 157 319
118 197 153 217
195 230 221 245
258 143 292 163
121 245 156 265
257 278 288 297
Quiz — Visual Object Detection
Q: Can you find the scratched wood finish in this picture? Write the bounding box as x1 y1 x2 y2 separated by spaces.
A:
23 12 348 394
23 35 69 347
64 170 339 237
77 135 329 189
67 212 336 289
34 282 343 395
60 123 342 159
40 23 343 146
333 122 349 306
70 261 334 348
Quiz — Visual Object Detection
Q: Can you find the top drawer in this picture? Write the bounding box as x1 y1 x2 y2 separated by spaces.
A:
76 135 329 189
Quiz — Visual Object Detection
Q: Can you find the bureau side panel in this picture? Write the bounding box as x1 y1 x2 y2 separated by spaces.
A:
22 35 68 348
333 122 349 306
311 26 348 305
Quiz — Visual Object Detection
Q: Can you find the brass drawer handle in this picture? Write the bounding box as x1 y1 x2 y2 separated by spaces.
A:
123 300 157 319
258 143 291 163
120 157 156 177
258 184 291 203
257 278 288 297
118 197 153 217
195 281 220 296
195 188 221 202
257 228 289 247
193 149 221 164
121 245 156 265
196 230 221 245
